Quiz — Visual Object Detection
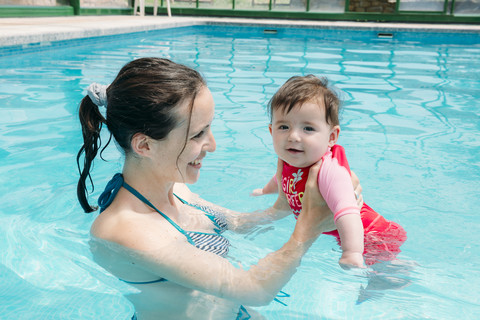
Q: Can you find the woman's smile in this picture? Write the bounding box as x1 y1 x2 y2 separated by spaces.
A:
189 158 203 169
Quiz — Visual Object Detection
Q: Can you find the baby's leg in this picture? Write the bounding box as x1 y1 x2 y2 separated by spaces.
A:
363 221 407 266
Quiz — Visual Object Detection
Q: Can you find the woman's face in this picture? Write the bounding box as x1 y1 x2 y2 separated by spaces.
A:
150 86 216 184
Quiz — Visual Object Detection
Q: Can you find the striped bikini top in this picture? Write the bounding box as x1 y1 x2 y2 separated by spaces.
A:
98 173 230 284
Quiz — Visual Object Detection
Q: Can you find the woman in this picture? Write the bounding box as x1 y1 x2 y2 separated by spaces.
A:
77 57 362 320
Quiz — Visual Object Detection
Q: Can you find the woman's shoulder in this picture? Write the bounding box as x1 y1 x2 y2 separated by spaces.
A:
90 201 180 252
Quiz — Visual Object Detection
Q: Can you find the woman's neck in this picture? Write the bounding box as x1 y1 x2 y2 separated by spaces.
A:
122 162 177 209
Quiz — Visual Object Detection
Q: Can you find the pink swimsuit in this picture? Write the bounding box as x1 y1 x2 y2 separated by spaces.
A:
281 145 407 265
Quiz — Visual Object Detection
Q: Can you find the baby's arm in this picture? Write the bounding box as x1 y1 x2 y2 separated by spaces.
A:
251 175 278 196
335 214 365 269
318 155 365 269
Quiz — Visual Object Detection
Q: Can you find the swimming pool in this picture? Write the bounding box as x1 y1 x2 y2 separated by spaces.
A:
0 24 479 319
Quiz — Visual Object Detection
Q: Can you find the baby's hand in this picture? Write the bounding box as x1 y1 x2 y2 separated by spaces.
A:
252 175 278 196
250 188 265 197
339 252 366 270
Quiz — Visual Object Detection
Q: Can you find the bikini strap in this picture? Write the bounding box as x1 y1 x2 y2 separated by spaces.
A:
97 173 195 245
98 173 124 213
173 194 226 234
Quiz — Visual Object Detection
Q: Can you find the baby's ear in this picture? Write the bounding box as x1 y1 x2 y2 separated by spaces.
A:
328 125 340 147
269 123 273 135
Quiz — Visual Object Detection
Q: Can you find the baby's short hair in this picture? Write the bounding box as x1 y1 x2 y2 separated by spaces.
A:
268 75 340 126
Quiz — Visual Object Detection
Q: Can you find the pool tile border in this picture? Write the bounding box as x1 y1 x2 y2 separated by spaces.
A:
1 16 480 50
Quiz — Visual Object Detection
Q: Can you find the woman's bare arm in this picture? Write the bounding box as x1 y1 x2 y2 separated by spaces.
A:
173 160 292 233
93 161 334 307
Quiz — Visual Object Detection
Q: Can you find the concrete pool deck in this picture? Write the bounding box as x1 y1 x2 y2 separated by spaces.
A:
1 15 480 47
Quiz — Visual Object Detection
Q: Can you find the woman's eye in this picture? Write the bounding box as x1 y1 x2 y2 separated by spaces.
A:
192 130 205 139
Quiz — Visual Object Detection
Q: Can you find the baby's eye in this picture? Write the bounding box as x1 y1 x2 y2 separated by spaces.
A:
278 125 289 130
304 126 315 132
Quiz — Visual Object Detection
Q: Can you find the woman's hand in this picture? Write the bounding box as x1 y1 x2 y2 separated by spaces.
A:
292 160 335 243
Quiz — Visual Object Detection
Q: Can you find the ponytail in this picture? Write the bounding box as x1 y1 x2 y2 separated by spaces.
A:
76 95 107 213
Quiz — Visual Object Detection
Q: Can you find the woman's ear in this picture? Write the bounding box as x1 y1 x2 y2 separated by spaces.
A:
131 133 152 157
328 125 340 147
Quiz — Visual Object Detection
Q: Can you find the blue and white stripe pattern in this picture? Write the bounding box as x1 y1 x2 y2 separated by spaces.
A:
189 203 229 233
186 231 230 257
184 203 230 257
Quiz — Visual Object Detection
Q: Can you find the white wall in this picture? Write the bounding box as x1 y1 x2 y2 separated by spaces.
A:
81 0 129 7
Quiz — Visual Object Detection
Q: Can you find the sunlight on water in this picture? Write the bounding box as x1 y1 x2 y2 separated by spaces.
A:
0 25 479 319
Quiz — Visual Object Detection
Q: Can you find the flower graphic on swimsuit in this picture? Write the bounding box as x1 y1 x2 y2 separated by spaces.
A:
291 169 303 194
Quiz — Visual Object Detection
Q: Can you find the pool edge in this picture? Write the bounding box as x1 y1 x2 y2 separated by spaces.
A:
1 16 480 48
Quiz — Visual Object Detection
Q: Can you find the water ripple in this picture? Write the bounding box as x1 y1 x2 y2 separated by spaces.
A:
1 25 479 319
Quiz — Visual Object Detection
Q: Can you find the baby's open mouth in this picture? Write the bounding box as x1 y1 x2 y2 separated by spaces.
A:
287 148 303 153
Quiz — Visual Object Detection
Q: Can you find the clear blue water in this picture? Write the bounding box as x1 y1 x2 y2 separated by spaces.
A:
0 25 479 319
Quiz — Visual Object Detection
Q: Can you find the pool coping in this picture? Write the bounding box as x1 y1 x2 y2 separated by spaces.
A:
1 15 480 48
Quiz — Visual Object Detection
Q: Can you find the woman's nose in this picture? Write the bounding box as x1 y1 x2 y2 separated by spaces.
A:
206 129 216 152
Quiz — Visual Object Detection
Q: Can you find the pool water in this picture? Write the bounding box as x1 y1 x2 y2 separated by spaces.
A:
0 25 479 319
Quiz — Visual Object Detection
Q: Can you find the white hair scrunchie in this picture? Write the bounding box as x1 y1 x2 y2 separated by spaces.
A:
87 83 108 107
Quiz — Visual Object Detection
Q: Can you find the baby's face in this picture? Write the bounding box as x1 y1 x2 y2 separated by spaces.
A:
270 100 338 168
